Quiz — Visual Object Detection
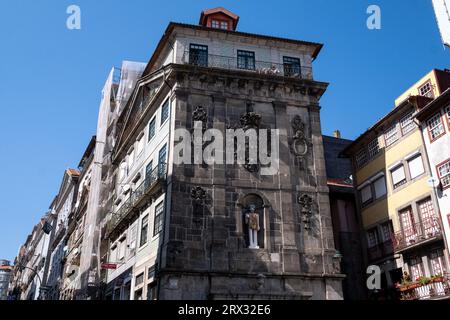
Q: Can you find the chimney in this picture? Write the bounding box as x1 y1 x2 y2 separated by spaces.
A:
333 130 341 139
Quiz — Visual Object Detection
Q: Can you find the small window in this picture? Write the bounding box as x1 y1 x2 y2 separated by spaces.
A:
237 50 255 70
427 113 445 141
119 162 127 181
360 184 373 206
220 21 228 30
211 20 220 28
380 221 393 242
153 201 165 236
437 160 450 189
367 228 379 248
355 148 368 168
384 125 398 147
135 273 144 286
134 289 143 300
283 56 301 77
148 265 156 281
158 144 167 177
137 135 144 155
368 138 381 159
140 215 149 247
161 99 170 125
373 176 387 199
118 238 126 260
128 226 137 251
419 81 434 98
128 149 135 172
408 155 424 180
147 283 157 300
400 112 415 135
391 165 407 189
148 118 156 141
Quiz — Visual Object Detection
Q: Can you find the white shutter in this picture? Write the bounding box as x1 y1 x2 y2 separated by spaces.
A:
361 185 372 203
392 166 406 185
408 155 424 179
374 176 387 199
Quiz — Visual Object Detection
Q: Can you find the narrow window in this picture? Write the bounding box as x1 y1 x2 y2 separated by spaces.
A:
148 118 156 141
139 215 149 247
153 201 165 236
161 99 170 125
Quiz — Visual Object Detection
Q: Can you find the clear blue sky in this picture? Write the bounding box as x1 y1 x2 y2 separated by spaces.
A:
0 0 447 262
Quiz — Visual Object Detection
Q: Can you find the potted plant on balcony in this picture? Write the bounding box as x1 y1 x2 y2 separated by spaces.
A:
431 274 444 283
417 276 431 287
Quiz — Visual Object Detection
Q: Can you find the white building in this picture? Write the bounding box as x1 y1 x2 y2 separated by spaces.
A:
416 88 450 256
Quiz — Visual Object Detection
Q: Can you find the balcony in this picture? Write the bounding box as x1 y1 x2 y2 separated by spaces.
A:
106 164 167 238
368 240 394 261
393 217 442 252
181 51 312 79
397 276 450 300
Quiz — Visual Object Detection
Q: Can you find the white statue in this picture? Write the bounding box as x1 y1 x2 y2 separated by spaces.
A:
245 204 260 249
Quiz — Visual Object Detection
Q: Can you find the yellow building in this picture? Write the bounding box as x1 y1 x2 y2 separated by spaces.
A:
344 69 450 300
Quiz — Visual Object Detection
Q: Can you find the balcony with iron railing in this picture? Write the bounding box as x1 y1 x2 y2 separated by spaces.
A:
393 217 442 252
181 51 313 79
106 164 167 238
397 275 450 300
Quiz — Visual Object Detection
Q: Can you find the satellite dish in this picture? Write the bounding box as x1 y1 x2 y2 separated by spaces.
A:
427 177 439 188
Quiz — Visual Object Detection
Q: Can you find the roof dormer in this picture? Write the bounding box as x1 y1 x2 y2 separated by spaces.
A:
199 7 239 31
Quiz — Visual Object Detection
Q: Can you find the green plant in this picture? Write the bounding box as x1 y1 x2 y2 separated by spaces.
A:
417 276 431 286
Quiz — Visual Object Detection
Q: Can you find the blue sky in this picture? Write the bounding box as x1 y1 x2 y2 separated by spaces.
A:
0 0 447 261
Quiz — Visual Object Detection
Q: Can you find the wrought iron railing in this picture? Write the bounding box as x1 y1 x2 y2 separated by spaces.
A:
393 217 441 252
107 164 167 236
397 276 450 300
181 51 312 79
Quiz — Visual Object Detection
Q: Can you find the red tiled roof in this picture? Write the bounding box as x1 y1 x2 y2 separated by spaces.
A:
66 168 80 176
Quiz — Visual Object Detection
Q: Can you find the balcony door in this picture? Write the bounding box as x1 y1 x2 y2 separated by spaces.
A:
399 207 417 245
189 44 208 67
145 161 153 188
418 197 438 237
158 144 167 178
283 56 301 77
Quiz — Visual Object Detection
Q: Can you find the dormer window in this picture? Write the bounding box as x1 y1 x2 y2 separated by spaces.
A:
199 7 239 31
211 19 229 30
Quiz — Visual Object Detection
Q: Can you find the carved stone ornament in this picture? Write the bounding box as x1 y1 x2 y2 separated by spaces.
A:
298 194 314 230
190 186 206 203
192 105 207 123
291 116 309 170
240 112 262 129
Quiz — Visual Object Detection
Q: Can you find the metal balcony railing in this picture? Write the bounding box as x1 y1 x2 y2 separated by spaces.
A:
397 276 450 300
107 163 167 237
393 217 441 252
181 51 313 79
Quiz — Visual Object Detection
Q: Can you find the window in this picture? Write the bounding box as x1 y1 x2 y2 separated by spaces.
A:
211 20 220 28
128 226 137 252
409 257 424 281
118 238 126 260
158 144 167 177
427 113 445 141
437 160 450 189
419 81 434 98
355 148 367 168
384 125 398 147
119 162 127 181
400 112 415 135
137 134 144 155
153 201 164 236
368 138 381 159
135 273 144 286
161 99 170 125
134 289 143 300
110 245 117 263
380 221 393 242
429 251 445 276
373 176 387 199
399 206 416 244
283 56 301 77
148 118 156 141
418 197 438 236
140 215 149 247
367 228 379 248
189 44 208 67
360 184 373 206
147 283 157 300
148 265 156 281
237 50 255 70
391 165 406 189
128 149 135 172
220 21 228 29
407 155 424 179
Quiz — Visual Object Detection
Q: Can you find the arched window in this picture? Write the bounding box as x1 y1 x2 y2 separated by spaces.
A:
241 194 265 249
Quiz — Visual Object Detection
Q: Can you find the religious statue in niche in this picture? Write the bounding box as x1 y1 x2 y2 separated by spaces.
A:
190 186 206 221
291 115 309 170
298 194 314 230
240 109 262 173
244 204 260 249
192 105 207 129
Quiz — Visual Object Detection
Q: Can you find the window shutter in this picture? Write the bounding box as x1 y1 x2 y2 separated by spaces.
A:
408 155 424 179
392 166 406 185
374 176 387 199
361 185 372 204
